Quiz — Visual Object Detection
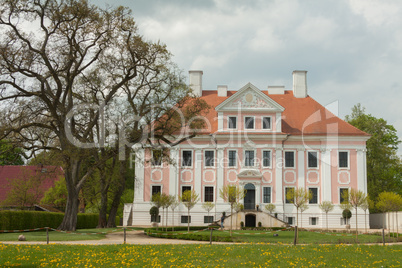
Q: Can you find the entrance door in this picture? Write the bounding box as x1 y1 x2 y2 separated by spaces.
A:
245 214 256 227
244 183 256 210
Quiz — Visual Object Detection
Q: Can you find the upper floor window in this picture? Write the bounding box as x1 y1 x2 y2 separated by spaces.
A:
285 151 295 168
205 150 215 167
228 150 237 167
182 150 192 167
339 151 349 168
308 151 318 168
244 116 254 129
228 116 237 129
262 117 271 129
262 150 271 167
245 150 255 167
152 149 162 166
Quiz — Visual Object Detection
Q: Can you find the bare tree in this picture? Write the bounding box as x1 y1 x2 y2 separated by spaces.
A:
170 198 180 232
342 188 367 241
300 204 308 229
233 202 244 230
319 201 334 231
180 190 199 232
264 203 276 228
202 202 215 225
219 184 246 236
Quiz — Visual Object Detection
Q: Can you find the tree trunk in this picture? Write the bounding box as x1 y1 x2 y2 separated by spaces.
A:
355 207 358 242
166 209 169 231
97 170 109 228
106 157 128 228
187 207 190 232
58 160 81 231
326 212 329 231
172 210 174 232
396 212 399 239
230 206 233 236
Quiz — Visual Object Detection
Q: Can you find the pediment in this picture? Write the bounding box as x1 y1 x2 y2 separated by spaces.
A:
237 168 262 178
215 83 284 112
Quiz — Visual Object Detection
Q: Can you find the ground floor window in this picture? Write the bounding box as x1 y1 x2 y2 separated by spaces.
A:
151 215 161 223
309 217 318 225
340 218 350 225
204 216 214 223
287 217 294 225
181 215 191 224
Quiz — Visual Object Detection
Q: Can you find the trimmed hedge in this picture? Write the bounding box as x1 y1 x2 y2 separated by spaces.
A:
145 228 234 242
0 211 119 230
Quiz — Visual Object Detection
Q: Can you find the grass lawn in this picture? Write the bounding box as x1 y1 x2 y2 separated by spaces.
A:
148 228 399 245
0 227 139 242
0 243 401 267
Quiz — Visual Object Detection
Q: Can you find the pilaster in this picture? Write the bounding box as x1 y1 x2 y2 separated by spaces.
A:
134 149 145 203
321 148 332 201
297 148 305 188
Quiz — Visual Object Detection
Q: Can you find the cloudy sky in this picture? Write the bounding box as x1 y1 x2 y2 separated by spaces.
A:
93 0 402 154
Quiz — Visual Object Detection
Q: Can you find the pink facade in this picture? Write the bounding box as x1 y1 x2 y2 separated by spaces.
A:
126 71 369 228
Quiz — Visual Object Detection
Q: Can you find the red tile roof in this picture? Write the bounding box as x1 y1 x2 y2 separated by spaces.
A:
0 165 63 205
199 90 368 136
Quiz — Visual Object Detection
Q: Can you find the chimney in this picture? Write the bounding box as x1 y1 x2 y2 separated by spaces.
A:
267 86 285 95
189 70 203 97
292 70 308 98
217 85 227 97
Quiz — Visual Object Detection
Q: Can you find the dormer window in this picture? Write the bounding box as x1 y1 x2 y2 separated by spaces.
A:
228 116 237 129
262 117 271 130
244 116 254 129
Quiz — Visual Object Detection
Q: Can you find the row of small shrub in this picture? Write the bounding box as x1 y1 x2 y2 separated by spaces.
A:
145 226 208 232
0 211 115 230
241 226 287 231
145 228 233 242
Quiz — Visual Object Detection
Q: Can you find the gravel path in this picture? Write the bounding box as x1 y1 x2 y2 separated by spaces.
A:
0 230 217 245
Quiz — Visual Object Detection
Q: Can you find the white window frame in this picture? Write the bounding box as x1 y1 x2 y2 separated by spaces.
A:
244 149 256 167
307 151 319 169
227 116 238 130
181 150 193 168
227 149 238 168
284 150 296 169
308 187 319 204
204 186 215 202
262 116 272 130
338 150 350 169
262 186 272 203
204 150 215 168
244 116 255 130
309 217 319 226
262 150 272 168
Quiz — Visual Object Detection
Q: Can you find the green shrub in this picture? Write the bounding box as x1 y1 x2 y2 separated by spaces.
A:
0 211 111 230
240 221 244 228
258 222 262 227
342 209 352 219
